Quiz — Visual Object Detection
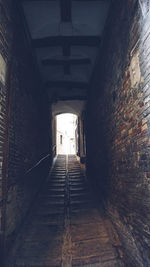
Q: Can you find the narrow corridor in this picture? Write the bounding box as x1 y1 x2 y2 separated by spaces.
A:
8 155 125 267
1 1 150 266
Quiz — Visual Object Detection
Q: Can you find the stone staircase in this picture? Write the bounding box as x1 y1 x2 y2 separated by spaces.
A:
7 155 125 267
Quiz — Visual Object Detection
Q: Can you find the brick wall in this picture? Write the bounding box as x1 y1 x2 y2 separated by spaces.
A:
0 0 52 252
0 0 12 250
87 0 150 266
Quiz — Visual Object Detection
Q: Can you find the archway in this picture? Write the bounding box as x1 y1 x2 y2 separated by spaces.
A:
56 113 77 155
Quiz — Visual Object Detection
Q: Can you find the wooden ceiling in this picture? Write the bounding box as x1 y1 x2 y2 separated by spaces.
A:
21 0 110 105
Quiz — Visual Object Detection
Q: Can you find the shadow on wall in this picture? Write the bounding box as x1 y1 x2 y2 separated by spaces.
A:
5 154 51 253
86 116 110 205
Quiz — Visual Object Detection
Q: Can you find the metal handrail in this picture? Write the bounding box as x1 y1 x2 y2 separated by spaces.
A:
25 154 50 175
0 154 51 206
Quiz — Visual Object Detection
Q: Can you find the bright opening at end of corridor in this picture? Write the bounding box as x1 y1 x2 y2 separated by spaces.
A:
56 113 77 155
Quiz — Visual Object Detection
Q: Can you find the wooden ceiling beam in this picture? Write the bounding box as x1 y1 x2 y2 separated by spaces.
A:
62 43 71 74
60 0 72 22
33 36 101 47
42 56 91 66
45 80 88 89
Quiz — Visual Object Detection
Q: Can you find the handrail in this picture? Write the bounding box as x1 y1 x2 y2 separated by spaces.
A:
0 154 51 206
25 154 50 175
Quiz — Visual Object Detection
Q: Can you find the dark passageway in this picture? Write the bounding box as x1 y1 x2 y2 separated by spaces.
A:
1 0 150 266
7 155 124 267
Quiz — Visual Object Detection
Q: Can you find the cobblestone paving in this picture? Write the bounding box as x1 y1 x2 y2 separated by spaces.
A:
7 155 125 267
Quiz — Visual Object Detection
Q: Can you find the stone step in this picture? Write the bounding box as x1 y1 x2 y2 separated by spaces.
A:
9 155 125 267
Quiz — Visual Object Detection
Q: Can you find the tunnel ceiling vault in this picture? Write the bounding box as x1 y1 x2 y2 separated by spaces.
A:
52 99 85 117
21 0 110 106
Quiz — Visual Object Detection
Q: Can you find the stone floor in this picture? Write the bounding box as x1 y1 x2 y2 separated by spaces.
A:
7 155 125 267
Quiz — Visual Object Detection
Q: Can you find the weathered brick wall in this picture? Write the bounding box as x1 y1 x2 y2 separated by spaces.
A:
87 0 150 266
0 0 12 245
0 0 51 252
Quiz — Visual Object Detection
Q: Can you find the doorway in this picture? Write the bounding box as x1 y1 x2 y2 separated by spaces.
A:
56 113 77 155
